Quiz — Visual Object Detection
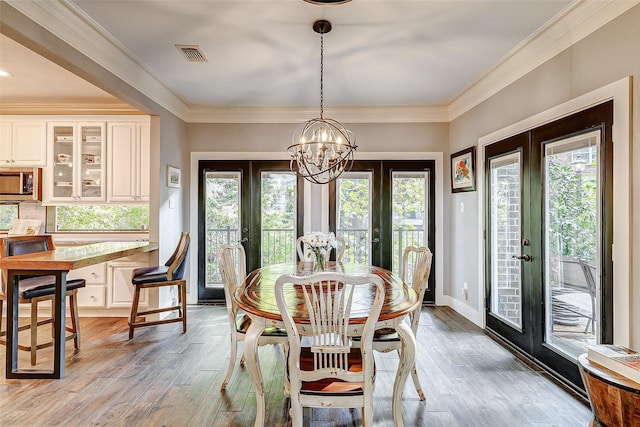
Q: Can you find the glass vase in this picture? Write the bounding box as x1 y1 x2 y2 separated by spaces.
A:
313 252 326 272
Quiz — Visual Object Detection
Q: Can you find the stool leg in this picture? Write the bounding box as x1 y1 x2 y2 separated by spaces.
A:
129 286 141 340
180 281 187 333
69 292 80 350
31 300 39 365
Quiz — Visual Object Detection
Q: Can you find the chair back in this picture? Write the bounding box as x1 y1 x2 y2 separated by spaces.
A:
166 232 190 281
334 236 346 262
0 235 55 294
275 272 384 393
218 243 247 321
401 246 433 331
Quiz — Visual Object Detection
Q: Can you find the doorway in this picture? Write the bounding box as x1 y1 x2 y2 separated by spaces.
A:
484 101 613 390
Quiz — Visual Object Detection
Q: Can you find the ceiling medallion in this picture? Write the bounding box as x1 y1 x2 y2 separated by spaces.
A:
288 19 357 185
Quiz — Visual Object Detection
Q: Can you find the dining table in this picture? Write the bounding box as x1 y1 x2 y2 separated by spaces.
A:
234 262 420 427
0 240 158 379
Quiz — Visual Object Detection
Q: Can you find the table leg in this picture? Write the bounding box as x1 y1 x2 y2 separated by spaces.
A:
393 321 416 427
244 315 266 427
5 269 67 379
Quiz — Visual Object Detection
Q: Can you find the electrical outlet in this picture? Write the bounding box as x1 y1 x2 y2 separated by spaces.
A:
463 281 468 300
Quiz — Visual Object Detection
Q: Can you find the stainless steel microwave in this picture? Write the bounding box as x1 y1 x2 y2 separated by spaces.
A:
0 169 41 201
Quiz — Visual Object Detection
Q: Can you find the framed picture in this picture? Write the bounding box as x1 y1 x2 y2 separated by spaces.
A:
167 166 181 188
451 146 476 192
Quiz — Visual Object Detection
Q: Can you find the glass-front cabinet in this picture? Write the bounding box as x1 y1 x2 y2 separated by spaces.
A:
46 122 106 203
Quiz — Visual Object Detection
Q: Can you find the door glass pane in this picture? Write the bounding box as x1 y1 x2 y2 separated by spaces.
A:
261 172 297 266
52 125 74 198
80 125 103 198
489 152 522 328
336 172 372 264
392 172 428 278
544 131 599 357
204 172 241 288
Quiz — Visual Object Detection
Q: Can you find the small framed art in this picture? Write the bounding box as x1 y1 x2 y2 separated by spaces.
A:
450 146 476 193
167 166 181 188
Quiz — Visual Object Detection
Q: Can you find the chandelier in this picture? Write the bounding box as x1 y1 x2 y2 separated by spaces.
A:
288 19 357 185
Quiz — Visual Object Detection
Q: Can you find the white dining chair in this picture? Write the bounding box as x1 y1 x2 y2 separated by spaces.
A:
354 245 432 401
217 243 289 390
275 271 384 426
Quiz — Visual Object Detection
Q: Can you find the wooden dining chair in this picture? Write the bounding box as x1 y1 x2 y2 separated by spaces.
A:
275 272 385 426
217 243 288 390
128 232 189 339
296 235 346 262
0 235 86 365
353 245 432 401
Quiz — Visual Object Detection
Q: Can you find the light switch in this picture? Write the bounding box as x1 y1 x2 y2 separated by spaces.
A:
169 197 174 209
459 202 465 213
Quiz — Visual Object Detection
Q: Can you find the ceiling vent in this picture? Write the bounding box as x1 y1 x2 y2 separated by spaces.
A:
175 45 207 62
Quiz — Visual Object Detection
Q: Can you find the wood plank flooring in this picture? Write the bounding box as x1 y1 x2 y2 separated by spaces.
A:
0 306 593 426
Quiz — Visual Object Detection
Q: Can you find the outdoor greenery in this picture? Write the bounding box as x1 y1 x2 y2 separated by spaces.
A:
0 205 19 231
55 205 149 231
546 155 597 263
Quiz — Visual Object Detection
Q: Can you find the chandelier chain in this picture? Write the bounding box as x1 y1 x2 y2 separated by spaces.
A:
319 33 324 119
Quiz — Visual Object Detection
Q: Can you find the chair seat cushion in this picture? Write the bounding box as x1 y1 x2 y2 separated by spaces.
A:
351 327 400 342
235 312 288 336
132 266 169 285
296 346 371 396
18 275 86 299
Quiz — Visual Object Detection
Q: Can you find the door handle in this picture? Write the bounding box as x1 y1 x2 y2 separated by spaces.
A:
512 254 532 262
371 238 380 243
239 237 249 243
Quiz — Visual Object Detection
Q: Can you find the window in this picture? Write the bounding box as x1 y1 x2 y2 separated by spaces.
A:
48 205 149 232
0 204 19 231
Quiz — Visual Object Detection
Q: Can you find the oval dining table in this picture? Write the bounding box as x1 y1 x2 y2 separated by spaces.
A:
234 262 420 427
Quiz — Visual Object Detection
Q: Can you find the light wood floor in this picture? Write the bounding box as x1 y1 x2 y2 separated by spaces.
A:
0 305 592 426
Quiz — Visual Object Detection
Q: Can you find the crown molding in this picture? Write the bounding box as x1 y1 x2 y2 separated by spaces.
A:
447 0 640 121
185 105 449 124
6 0 638 124
0 102 144 116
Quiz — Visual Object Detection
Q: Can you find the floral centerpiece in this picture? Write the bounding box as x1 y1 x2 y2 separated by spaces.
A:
301 232 337 271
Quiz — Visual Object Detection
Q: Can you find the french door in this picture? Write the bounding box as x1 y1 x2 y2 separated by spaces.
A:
197 160 303 301
329 160 436 303
485 101 613 390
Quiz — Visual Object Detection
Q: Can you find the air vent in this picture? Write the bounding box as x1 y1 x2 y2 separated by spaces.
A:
175 45 208 62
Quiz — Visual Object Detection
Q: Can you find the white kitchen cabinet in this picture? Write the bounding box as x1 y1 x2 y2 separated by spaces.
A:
0 120 47 166
44 122 106 203
107 260 148 308
107 121 150 202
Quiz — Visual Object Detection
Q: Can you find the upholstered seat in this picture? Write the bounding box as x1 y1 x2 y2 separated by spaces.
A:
0 235 86 365
128 232 189 339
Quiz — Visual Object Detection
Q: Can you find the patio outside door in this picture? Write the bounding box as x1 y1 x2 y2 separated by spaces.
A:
484 101 613 390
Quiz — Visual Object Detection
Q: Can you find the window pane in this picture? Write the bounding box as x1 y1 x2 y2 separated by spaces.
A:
261 172 296 266
205 172 241 287
544 130 599 357
489 152 522 329
392 172 428 277
54 205 149 232
0 204 19 231
336 172 371 264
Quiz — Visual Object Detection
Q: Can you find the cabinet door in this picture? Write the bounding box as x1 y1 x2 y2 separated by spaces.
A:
108 122 137 202
0 122 11 164
78 123 106 200
49 123 77 201
108 261 147 308
12 122 47 166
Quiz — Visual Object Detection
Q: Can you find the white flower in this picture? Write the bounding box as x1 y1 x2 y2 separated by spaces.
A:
302 232 337 250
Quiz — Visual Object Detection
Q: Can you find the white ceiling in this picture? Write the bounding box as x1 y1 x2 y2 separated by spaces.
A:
0 0 577 115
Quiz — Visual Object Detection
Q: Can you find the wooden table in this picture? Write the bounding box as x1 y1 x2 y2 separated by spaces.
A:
1 241 158 379
578 354 640 426
235 262 419 427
